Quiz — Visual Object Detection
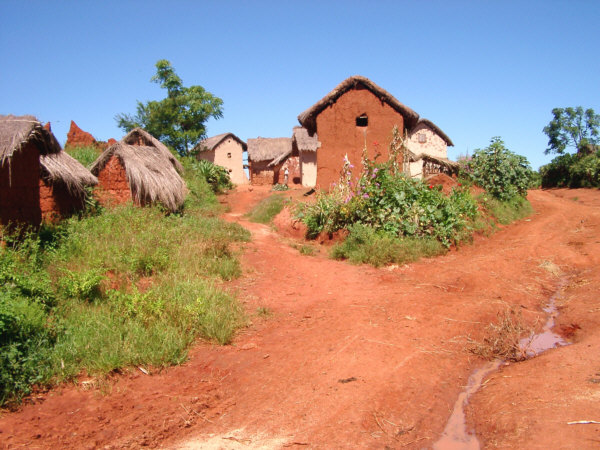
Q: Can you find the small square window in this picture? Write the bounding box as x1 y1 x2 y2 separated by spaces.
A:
418 133 426 143
227 152 232 158
356 115 368 127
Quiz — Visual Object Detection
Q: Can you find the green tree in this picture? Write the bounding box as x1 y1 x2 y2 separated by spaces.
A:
461 137 532 201
116 60 224 156
543 107 599 156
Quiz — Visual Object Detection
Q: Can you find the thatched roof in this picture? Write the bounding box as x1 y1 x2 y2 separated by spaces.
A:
194 133 247 153
297 76 420 134
410 153 459 170
0 114 97 195
247 137 292 165
121 128 183 174
292 127 320 152
90 129 187 212
414 119 454 146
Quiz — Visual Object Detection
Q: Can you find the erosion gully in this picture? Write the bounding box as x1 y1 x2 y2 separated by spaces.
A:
433 279 569 449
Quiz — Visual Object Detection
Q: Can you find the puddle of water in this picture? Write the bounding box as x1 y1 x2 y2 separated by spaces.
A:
434 280 570 449
433 360 501 450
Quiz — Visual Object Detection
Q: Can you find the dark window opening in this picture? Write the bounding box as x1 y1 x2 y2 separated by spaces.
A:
227 152 232 158
356 115 368 127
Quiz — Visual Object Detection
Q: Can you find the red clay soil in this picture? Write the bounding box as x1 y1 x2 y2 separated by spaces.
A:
65 120 98 149
1 187 600 449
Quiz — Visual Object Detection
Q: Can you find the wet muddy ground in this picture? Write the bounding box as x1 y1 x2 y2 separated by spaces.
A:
0 187 599 449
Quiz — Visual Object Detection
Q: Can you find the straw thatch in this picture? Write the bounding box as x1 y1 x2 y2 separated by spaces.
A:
410 153 459 171
415 119 454 146
297 76 420 134
0 114 97 196
247 137 292 165
292 127 320 152
194 133 247 153
90 129 187 212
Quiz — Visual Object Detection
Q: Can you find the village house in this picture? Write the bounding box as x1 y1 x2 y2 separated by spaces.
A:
194 133 249 185
0 114 97 226
247 137 300 186
292 126 319 187
406 118 458 179
90 128 187 212
296 75 456 187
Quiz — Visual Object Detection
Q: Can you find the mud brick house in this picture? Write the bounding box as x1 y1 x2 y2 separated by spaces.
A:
90 128 187 212
292 126 320 187
194 133 249 185
296 75 456 187
406 118 457 178
0 114 97 226
247 137 300 186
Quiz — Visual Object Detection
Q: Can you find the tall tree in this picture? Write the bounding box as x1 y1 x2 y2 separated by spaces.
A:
543 107 600 156
116 60 223 156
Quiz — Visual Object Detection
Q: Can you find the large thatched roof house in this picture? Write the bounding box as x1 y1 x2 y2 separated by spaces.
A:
247 137 300 185
194 133 249 185
297 76 455 187
0 114 97 226
90 128 187 212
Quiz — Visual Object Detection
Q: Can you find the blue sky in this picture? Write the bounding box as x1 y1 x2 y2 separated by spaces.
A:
2 0 599 169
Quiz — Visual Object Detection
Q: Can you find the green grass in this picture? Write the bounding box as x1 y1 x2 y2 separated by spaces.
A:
481 195 534 225
331 224 445 267
65 146 103 168
245 194 286 224
0 185 250 406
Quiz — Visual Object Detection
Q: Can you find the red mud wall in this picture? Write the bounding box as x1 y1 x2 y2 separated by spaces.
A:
277 156 301 185
39 181 85 222
0 143 42 225
315 87 405 189
95 155 132 207
250 160 275 185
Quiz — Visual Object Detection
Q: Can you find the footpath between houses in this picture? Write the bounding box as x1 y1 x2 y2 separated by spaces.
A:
0 187 599 449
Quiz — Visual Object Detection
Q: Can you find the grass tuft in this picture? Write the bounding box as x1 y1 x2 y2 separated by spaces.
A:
245 194 286 224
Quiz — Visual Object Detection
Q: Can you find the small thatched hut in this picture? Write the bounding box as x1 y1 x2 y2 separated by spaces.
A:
406 119 456 179
292 126 320 187
90 128 187 212
194 133 249 185
0 114 97 226
247 137 300 185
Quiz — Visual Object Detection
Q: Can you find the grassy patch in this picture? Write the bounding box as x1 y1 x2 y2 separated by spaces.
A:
331 224 445 267
0 197 249 405
481 195 533 225
65 146 103 168
245 194 286 224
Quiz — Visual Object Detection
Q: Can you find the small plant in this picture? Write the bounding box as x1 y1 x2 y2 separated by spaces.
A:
272 183 289 191
256 306 272 317
299 245 316 256
65 146 102 168
245 194 286 224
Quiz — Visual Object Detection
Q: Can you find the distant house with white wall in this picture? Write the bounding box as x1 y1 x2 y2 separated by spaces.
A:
292 126 319 187
195 133 248 185
406 119 457 178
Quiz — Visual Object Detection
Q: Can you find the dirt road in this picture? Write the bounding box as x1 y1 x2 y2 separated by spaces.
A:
1 188 599 449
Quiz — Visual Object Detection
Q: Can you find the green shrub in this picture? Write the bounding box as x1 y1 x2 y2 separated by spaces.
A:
246 194 286 224
460 137 532 201
481 195 534 225
540 151 600 188
297 154 478 248
183 158 233 193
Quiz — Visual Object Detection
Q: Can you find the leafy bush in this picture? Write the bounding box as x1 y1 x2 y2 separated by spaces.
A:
297 153 479 248
540 151 600 188
460 137 532 201
481 195 534 225
183 158 233 193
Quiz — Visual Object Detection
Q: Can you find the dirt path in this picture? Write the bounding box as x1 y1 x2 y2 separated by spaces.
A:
1 187 599 449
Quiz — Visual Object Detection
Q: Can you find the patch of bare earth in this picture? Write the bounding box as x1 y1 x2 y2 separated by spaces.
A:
0 187 599 449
